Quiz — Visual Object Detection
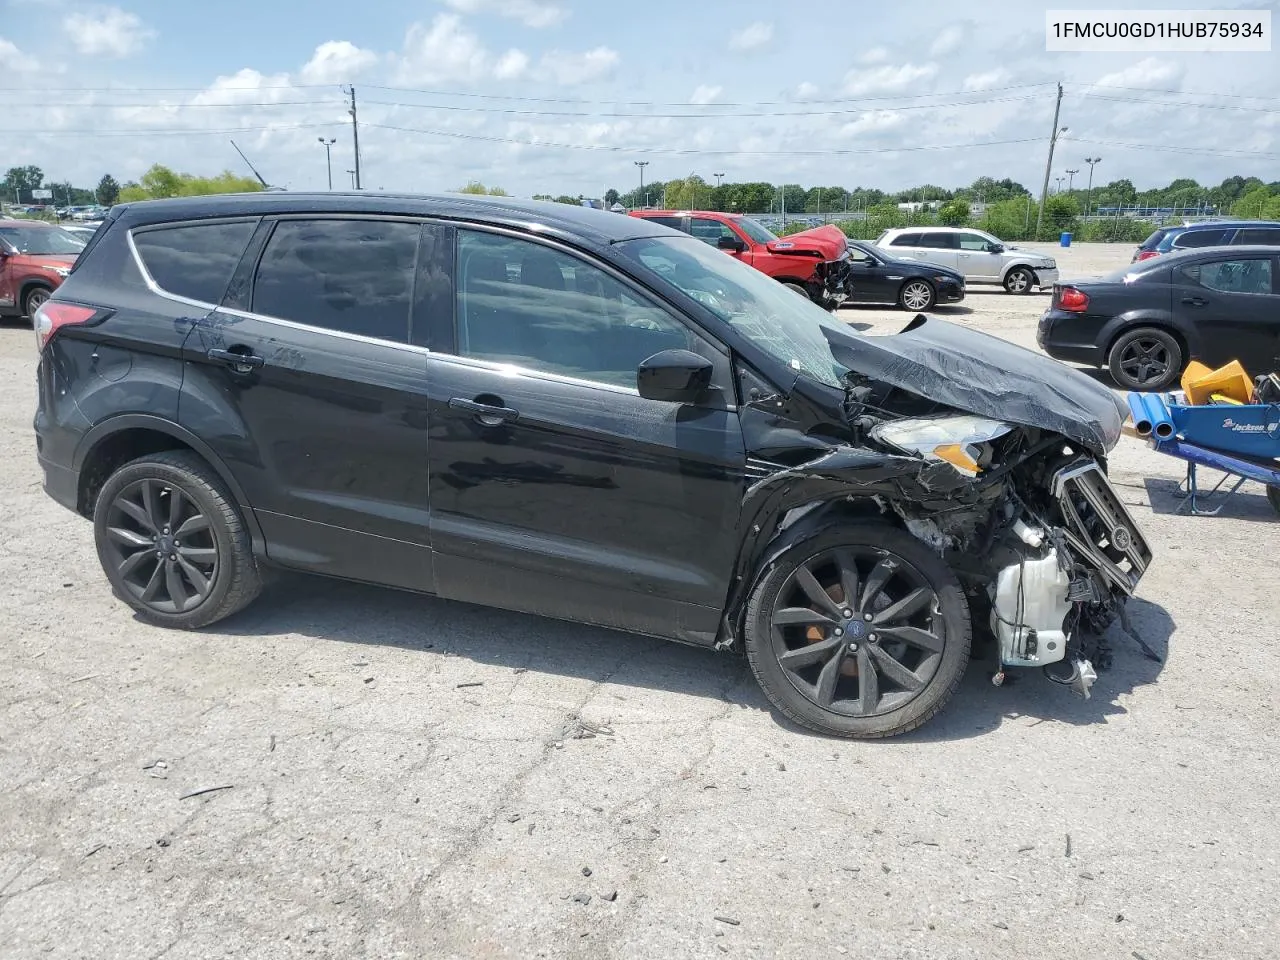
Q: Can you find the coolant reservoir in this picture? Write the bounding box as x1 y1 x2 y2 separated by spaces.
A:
989 549 1071 667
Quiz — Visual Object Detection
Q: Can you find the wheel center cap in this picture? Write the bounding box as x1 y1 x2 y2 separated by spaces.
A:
845 619 867 640
158 535 176 554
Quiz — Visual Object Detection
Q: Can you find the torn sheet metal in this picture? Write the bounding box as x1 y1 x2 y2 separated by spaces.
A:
822 314 1128 455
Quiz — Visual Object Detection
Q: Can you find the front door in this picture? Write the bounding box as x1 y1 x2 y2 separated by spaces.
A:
846 248 895 303
1173 255 1280 371
179 216 434 592
688 216 753 266
424 227 747 644
955 231 1006 281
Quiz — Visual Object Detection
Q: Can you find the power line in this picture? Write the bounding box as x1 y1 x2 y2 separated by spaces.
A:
360 122 1046 156
358 93 1049 119
0 122 335 137
1072 137 1280 160
1074 93 1279 114
1064 82 1276 101
0 100 340 108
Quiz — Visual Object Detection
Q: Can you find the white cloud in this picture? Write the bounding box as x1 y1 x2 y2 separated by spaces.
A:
442 0 567 28
843 63 938 96
858 47 890 65
838 110 908 138
299 41 379 85
0 36 37 72
930 24 967 56
63 6 155 58
793 81 821 101
494 48 530 80
729 21 774 52
536 46 618 85
1094 57 1183 91
190 68 293 106
963 68 1008 91
396 14 491 84
689 84 722 105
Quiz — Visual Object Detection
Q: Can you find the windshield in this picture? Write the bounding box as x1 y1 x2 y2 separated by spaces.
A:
617 235 847 388
0 225 84 256
736 216 777 245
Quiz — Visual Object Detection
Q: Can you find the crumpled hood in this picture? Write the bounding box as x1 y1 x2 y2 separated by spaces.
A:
823 314 1128 454
765 225 848 261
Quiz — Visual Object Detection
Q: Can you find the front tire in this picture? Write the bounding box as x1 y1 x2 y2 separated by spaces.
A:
783 282 811 301
1107 326 1183 391
1003 267 1034 294
23 286 52 319
744 525 971 739
898 279 935 312
93 450 262 628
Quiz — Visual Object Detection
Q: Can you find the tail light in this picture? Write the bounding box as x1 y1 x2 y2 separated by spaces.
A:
1056 286 1089 312
33 302 101 351
1134 250 1160 261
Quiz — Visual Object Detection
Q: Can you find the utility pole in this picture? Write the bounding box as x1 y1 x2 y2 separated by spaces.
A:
318 137 336 190
1035 82 1066 240
634 161 648 209
1083 157 1101 217
344 86 362 190
1065 168 1079 192
713 172 724 211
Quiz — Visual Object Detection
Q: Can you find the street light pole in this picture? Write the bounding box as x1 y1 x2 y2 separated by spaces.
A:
713 172 724 211
1065 168 1079 192
318 137 336 190
346 169 356 189
1055 176 1065 194
1083 157 1101 217
634 160 648 209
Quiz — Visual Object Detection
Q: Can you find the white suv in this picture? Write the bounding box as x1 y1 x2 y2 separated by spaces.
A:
875 227 1058 294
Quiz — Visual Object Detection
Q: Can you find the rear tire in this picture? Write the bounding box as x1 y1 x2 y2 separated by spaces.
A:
1107 326 1183 391
1003 267 1034 294
93 450 262 629
743 525 971 739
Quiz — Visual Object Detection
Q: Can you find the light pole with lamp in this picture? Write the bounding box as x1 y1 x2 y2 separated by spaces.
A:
1083 157 1101 217
346 169 356 189
1065 168 1078 192
713 172 724 211
318 137 336 190
634 160 648 209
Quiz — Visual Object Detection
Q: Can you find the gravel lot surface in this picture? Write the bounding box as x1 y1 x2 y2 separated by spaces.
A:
2 242 1277 960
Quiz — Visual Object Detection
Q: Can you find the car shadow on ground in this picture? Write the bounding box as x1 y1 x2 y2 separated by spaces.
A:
208 573 1175 744
1143 476 1278 524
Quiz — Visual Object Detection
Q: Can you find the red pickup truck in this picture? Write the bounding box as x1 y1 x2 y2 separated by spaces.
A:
0 219 83 319
629 210 854 309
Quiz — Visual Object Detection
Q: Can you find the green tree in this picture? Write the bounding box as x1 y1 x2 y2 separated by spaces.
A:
553 195 578 205
95 174 120 205
1231 186 1272 219
604 188 620 206
455 180 507 195
139 164 183 199
117 165 263 202
1044 194 1080 232
2 165 45 204
938 198 971 226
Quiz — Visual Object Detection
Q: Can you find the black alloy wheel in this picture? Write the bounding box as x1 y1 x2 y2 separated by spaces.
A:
93 451 262 628
744 526 971 738
1107 327 1183 391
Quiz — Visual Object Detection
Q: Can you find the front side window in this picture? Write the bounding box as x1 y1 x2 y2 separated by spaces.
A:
688 218 740 246
455 230 696 388
956 232 993 251
1180 258 1274 296
618 235 846 388
134 220 256 304
251 219 419 343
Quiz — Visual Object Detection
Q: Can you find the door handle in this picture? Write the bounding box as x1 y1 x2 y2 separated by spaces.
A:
449 397 519 426
1181 296 1208 307
207 347 265 372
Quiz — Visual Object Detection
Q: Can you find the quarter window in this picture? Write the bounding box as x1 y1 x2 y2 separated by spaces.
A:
890 233 922 247
133 221 256 304
251 219 419 343
455 230 695 388
1238 228 1280 245
1181 258 1273 296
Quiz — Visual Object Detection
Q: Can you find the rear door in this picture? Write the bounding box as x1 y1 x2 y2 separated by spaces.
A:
0 236 15 312
911 231 959 270
1173 254 1279 370
954 230 1004 281
178 216 435 592
422 226 746 644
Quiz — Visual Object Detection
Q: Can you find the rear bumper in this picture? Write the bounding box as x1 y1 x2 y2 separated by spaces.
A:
39 454 79 513
1038 309 1105 365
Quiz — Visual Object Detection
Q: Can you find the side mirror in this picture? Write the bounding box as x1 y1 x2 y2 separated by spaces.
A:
637 349 713 403
717 235 746 252
988 243 1005 253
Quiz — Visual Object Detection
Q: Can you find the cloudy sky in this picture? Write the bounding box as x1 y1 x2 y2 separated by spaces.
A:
0 0 1277 197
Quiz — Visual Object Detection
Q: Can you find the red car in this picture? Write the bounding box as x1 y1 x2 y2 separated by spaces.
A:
0 219 84 319
629 210 854 308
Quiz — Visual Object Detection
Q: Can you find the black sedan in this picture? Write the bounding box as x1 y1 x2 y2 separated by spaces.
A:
844 239 965 311
1039 246 1280 390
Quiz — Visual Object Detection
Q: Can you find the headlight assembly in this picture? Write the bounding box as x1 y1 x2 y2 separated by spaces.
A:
870 415 1014 476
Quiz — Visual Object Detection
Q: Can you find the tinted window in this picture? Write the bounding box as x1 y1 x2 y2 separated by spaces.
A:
252 219 419 343
891 233 922 247
1237 228 1280 245
643 216 685 231
917 233 956 250
737 217 777 244
0 224 84 256
688 218 740 246
1139 229 1169 250
1173 228 1231 248
1180 258 1273 295
456 230 695 388
134 221 255 304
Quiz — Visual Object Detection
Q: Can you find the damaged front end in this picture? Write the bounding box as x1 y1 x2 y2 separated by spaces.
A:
723 315 1153 702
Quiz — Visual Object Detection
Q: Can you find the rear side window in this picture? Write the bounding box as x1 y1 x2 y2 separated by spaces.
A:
1173 228 1231 249
1139 229 1168 250
891 233 922 247
1237 228 1280 245
133 221 256 304
917 232 956 249
1180 258 1274 295
251 219 420 343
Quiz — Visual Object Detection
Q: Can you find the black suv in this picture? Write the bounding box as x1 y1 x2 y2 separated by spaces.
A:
1133 220 1280 262
34 192 1149 738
